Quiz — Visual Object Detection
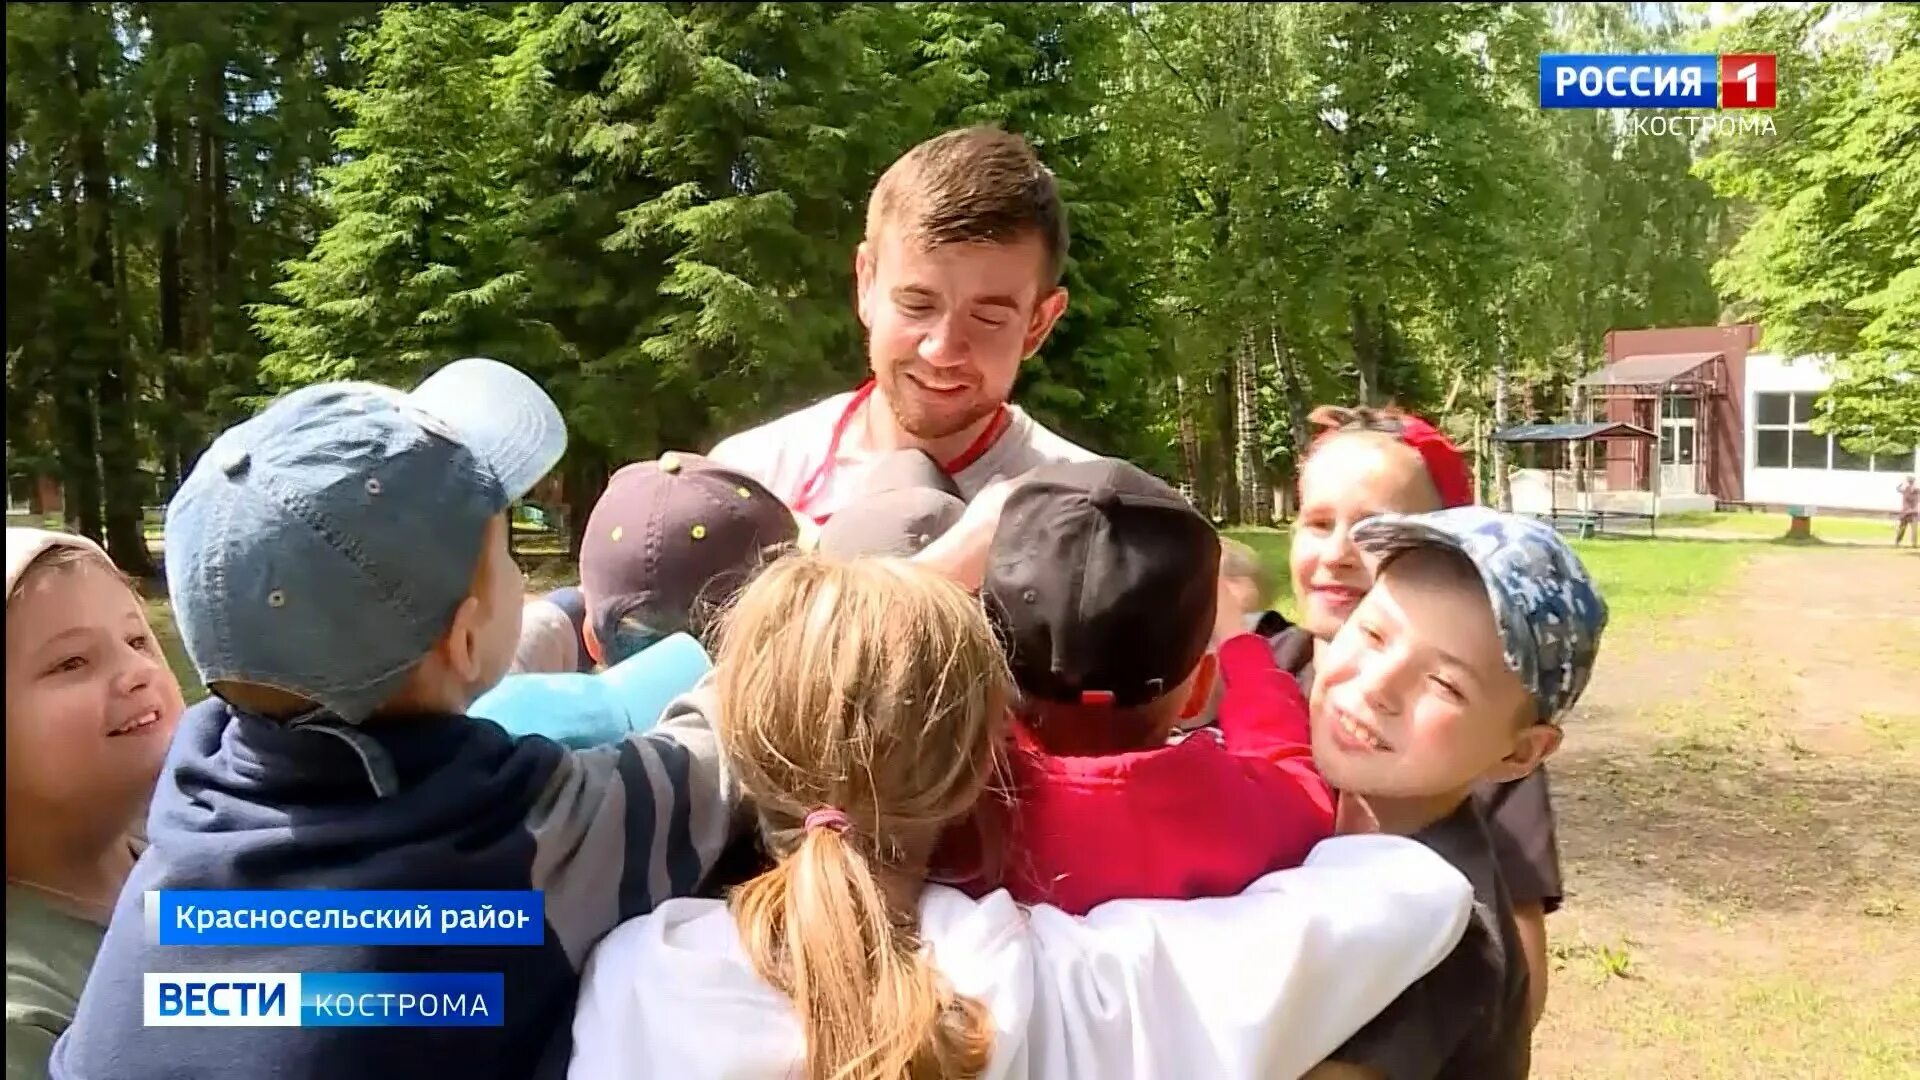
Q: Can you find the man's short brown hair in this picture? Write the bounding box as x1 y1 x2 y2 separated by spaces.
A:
866 126 1069 284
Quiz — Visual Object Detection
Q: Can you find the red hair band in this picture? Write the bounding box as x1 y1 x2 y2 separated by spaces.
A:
1310 412 1474 509
1393 416 1475 509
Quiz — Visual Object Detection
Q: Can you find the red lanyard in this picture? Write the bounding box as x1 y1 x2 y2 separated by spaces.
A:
792 380 1011 518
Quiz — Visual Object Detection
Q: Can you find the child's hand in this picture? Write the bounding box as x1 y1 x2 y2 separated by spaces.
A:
1211 571 1260 648
913 472 1030 591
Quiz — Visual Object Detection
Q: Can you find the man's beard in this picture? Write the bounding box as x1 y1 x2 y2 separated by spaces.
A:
880 369 999 443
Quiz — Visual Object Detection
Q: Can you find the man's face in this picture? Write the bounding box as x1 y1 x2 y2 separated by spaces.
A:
1309 553 1546 800
856 229 1068 443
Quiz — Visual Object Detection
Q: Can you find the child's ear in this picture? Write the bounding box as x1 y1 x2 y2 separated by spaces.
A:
1485 723 1562 784
1178 653 1218 721
442 594 488 684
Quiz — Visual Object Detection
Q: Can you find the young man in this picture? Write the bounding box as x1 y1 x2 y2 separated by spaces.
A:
708 127 1097 523
942 458 1334 914
50 360 743 1080
1306 506 1608 1080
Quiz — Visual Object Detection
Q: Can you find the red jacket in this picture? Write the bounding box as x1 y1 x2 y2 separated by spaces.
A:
939 634 1335 915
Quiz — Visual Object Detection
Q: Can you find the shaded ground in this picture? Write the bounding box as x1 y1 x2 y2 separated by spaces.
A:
1533 546 1920 1079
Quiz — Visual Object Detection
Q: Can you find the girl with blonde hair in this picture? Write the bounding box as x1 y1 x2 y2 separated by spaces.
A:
570 553 1476 1080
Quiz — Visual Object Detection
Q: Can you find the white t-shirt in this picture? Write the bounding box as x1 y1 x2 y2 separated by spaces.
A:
567 834 1473 1080
709 387 1098 520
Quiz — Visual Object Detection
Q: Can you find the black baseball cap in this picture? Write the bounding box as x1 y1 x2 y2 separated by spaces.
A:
579 452 799 656
984 459 1220 709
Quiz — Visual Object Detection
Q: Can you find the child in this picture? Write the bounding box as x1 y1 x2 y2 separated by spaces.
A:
568 552 1482 1080
6 529 185 1079
1218 536 1275 631
1261 404 1565 1029
816 449 968 559
473 452 797 745
949 458 1334 914
49 359 743 1080
1306 506 1607 1080
576 453 798 665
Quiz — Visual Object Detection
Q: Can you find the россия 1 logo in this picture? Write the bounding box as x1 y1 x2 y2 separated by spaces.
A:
1539 54 1776 109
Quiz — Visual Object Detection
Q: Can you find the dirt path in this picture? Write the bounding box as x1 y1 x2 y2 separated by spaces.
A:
1533 548 1920 1079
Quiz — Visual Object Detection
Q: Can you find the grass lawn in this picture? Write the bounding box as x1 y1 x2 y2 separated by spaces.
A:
1662 509 1903 543
1222 527 1755 632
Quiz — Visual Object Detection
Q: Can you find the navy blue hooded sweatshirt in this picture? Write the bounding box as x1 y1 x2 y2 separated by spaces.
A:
49 687 739 1080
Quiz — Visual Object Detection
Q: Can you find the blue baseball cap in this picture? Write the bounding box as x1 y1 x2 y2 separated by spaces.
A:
164 358 567 724
1352 506 1608 725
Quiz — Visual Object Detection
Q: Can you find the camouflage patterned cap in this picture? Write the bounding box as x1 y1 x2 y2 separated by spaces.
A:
1353 506 1608 725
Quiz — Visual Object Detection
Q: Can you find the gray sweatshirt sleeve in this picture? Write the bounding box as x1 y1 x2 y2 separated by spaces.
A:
522 680 744 968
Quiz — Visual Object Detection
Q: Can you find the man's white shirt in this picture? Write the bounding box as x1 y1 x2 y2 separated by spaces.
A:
709 389 1099 519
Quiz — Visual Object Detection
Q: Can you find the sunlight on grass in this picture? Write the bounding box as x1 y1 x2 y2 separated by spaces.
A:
1224 527 1759 633
1663 510 1899 543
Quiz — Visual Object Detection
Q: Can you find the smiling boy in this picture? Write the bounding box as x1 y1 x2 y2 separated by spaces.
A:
1306 507 1607 1080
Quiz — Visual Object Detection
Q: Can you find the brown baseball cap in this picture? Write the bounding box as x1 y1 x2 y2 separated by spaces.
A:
818 487 967 559
862 448 962 499
984 458 1220 709
579 452 799 658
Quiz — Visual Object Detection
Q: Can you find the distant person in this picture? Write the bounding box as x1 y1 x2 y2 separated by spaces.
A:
1218 536 1277 630
1251 405 1566 1030
50 360 743 1080
708 128 1098 546
937 458 1334 914
6 529 185 1080
568 553 1476 1080
1303 507 1609 1080
512 589 592 674
1898 475 1918 548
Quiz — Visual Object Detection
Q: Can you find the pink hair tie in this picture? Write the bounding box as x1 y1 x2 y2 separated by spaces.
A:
804 807 852 834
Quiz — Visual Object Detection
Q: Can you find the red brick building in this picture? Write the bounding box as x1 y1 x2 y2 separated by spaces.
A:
1593 323 1762 503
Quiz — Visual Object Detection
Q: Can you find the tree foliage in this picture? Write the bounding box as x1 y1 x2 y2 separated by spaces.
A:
1699 2 1919 452
8 2 1911 541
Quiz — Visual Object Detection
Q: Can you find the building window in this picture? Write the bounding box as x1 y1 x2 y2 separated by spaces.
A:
1754 391 1837 469
1756 428 1790 468
1754 391 1920 472
1831 441 1873 472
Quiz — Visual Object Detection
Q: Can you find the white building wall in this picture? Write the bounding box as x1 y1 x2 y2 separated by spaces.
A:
1742 353 1917 513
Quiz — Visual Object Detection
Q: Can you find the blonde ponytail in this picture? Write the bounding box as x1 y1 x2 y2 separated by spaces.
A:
734 827 992 1080
713 554 1009 1080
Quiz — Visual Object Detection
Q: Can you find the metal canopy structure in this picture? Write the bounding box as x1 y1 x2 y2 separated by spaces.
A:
1491 421 1660 537
1491 422 1657 444
1576 351 1726 392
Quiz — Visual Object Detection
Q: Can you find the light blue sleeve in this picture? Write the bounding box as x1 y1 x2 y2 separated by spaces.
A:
471 633 712 748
